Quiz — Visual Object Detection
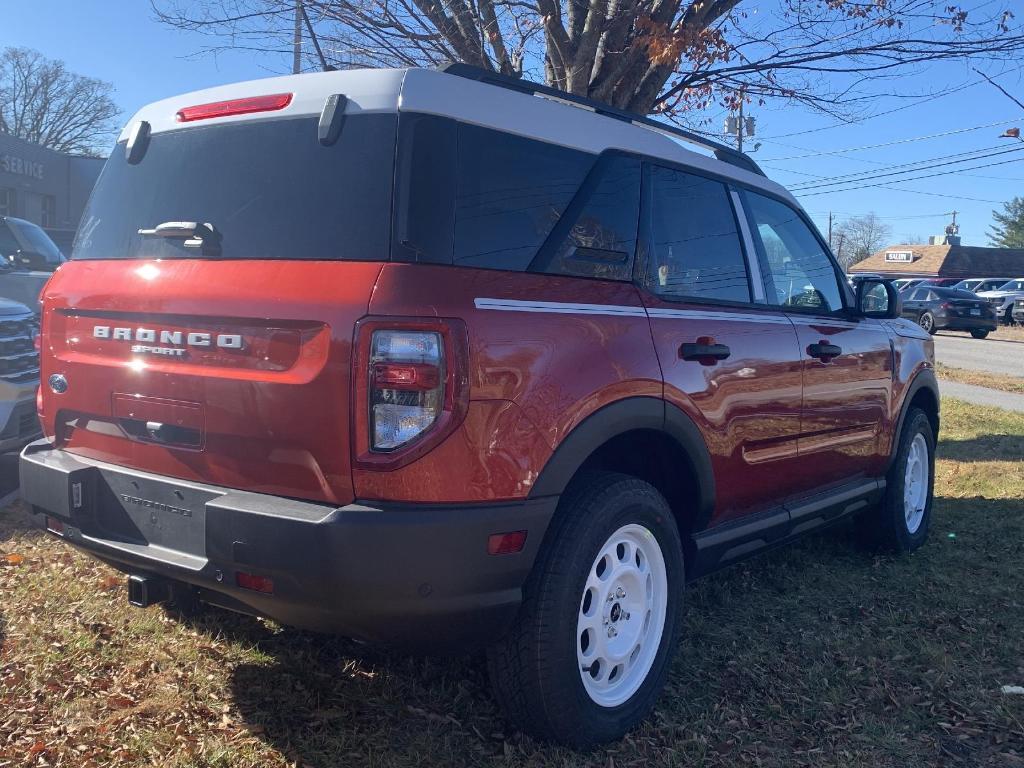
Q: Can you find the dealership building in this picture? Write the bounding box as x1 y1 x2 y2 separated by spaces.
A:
849 240 1024 280
0 132 104 253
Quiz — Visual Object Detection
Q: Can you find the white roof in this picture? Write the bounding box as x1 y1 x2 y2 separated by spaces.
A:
119 67 795 205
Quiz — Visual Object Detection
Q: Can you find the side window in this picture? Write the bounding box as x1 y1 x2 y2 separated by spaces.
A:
744 191 844 313
529 154 640 280
909 288 927 301
453 124 593 271
644 164 751 303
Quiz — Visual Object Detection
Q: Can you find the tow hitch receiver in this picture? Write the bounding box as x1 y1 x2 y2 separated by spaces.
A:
127 574 170 607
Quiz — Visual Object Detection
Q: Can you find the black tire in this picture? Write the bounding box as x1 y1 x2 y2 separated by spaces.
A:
919 312 936 334
970 330 989 339
486 472 683 748
859 408 935 552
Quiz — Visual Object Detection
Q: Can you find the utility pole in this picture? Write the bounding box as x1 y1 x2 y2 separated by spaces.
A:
724 94 757 154
292 1 302 74
828 212 834 251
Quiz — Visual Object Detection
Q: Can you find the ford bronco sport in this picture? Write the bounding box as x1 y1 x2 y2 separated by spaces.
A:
21 65 939 748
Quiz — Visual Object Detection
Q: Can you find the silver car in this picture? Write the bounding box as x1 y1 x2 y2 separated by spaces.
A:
0 298 41 452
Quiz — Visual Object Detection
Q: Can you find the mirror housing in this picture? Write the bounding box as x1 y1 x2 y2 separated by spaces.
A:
856 278 901 319
10 249 55 272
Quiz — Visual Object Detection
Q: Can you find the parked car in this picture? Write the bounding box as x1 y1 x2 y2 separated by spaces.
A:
900 286 998 337
977 278 1024 324
1013 297 1024 325
894 278 926 293
20 65 940 749
0 216 66 311
951 277 1011 294
918 277 963 288
0 298 42 452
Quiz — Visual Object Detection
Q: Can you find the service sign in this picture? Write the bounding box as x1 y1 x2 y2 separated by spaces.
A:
0 154 44 180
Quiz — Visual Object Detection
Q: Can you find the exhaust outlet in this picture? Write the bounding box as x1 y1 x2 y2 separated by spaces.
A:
127 574 170 607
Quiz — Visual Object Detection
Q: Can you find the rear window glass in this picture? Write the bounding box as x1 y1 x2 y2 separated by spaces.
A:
73 114 396 261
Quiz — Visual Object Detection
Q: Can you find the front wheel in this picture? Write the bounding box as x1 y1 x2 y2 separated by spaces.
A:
487 472 683 748
919 312 936 334
970 329 989 339
859 408 935 551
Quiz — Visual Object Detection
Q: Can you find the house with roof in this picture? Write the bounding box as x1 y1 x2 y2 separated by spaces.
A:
848 241 1024 279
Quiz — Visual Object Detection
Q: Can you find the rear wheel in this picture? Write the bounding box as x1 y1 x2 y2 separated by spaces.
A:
487 472 683 748
970 329 989 339
918 312 936 334
859 408 935 552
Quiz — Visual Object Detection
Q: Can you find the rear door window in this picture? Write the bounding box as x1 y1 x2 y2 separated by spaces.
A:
73 114 397 261
643 164 751 303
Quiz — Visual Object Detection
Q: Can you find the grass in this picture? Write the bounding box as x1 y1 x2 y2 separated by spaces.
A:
988 325 1024 342
935 363 1024 395
2 399 1024 767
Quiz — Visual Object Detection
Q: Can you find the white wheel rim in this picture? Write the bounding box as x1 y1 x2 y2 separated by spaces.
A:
920 314 932 331
904 433 929 534
576 523 668 708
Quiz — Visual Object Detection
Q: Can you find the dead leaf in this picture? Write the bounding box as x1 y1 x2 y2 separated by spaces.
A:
3 553 24 565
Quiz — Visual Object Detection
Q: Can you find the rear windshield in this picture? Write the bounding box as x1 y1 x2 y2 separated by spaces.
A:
933 288 980 299
73 114 396 261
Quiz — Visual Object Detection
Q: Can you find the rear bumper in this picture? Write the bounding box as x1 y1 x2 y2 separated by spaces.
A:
934 315 997 332
19 440 556 651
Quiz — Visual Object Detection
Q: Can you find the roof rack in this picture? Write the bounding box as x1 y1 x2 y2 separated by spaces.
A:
437 63 766 178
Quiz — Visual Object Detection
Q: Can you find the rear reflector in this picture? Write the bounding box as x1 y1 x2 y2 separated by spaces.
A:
236 571 275 594
45 517 64 535
488 530 528 555
176 93 293 123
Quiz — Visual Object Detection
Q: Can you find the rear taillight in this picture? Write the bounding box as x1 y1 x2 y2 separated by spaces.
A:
353 318 469 470
370 330 444 451
175 93 292 122
939 302 952 310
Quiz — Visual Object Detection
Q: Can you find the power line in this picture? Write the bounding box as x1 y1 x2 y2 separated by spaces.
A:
789 145 1024 191
796 155 1024 197
760 120 1017 161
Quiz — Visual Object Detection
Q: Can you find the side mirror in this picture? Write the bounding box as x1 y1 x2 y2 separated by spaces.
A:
11 249 52 272
856 278 901 319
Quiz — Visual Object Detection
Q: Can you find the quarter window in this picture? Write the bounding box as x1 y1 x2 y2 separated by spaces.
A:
454 124 593 271
744 192 844 313
644 165 750 303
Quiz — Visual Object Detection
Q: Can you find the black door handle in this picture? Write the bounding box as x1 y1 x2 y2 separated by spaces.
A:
680 342 731 364
807 341 842 360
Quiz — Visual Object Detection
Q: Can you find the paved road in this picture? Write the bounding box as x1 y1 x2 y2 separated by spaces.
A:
933 332 1024 378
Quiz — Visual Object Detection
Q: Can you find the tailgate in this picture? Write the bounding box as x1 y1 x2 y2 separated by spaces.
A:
39 259 382 505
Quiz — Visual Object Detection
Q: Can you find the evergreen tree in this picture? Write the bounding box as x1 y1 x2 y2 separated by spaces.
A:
989 197 1024 248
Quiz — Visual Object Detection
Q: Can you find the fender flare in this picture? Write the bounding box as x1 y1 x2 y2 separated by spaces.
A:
528 396 716 529
887 367 940 472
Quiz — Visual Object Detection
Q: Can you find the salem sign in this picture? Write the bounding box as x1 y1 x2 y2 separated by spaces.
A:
884 250 915 263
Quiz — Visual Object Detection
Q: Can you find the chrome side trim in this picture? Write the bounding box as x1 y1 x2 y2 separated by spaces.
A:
473 298 647 317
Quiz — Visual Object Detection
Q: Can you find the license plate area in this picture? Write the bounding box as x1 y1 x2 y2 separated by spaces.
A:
970 308 981 316
92 470 213 557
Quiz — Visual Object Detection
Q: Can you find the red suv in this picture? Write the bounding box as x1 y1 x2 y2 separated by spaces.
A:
21 65 939 748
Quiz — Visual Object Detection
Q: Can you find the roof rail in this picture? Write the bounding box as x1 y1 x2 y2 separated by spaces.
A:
437 63 766 178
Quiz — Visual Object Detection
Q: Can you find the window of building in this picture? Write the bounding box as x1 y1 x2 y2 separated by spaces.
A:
0 188 15 217
643 165 751 303
41 195 57 228
743 191 844 313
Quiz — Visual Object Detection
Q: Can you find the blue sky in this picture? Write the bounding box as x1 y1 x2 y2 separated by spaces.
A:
5 0 1023 246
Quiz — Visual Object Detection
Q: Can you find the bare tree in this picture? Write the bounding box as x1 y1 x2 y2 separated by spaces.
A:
0 47 119 156
835 212 893 267
152 0 1024 120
